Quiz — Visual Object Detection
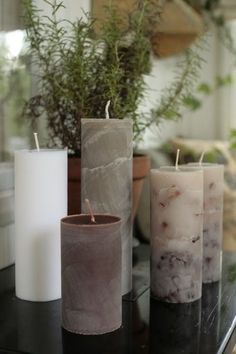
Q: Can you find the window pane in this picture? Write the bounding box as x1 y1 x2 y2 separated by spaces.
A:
0 30 31 161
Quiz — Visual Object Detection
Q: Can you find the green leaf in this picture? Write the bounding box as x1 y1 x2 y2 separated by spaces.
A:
204 151 217 163
230 129 236 138
227 264 236 283
216 74 233 88
164 109 181 120
182 96 202 111
197 82 212 95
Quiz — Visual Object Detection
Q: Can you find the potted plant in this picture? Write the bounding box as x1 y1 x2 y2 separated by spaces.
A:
23 0 204 215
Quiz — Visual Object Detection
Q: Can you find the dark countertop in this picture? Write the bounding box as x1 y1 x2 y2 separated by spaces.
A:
0 245 235 354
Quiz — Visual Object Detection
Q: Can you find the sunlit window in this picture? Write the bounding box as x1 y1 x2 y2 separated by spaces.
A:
0 30 31 161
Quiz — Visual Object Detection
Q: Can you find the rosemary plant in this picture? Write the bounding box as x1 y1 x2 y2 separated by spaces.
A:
23 0 204 153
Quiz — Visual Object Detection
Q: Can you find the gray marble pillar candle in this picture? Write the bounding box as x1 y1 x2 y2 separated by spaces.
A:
61 214 122 335
81 119 133 296
150 167 204 303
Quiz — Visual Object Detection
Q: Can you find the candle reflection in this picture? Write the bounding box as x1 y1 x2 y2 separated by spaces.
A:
150 299 201 354
16 298 61 354
200 281 221 353
62 327 122 354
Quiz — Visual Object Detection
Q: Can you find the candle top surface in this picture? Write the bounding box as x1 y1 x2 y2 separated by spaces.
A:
187 162 224 169
61 214 121 228
152 166 203 174
15 148 67 154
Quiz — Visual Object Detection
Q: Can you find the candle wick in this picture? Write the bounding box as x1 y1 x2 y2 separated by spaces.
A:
33 132 40 152
175 149 180 170
199 151 205 166
105 100 111 119
85 199 96 224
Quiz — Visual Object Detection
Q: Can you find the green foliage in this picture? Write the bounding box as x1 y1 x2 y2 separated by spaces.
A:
23 0 154 151
183 96 202 110
23 0 204 153
182 73 233 111
197 82 212 95
216 74 233 88
229 129 236 150
204 150 220 163
147 44 205 127
227 264 236 283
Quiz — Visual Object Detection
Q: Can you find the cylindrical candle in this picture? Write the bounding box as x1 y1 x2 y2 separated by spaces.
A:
61 214 122 335
15 149 67 301
150 167 203 303
81 118 133 296
188 163 224 283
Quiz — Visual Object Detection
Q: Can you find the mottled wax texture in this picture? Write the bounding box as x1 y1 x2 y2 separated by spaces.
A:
150 168 203 303
189 164 224 283
81 119 133 296
61 215 122 335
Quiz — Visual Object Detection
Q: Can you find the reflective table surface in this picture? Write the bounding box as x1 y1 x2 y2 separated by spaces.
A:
0 245 235 354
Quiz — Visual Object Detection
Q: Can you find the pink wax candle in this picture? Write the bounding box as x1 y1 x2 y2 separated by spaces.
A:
61 214 122 335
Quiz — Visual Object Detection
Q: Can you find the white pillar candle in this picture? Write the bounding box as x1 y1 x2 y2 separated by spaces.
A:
188 163 224 283
150 167 203 303
81 119 133 296
15 149 67 301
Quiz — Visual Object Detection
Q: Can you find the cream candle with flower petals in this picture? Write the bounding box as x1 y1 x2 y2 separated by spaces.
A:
188 163 224 283
150 167 203 303
15 149 67 301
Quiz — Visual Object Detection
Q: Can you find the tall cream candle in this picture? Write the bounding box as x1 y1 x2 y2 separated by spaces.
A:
15 149 67 301
188 163 224 283
150 167 203 303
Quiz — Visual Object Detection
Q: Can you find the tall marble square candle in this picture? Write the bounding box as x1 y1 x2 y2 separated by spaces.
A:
188 163 224 283
61 214 122 335
150 167 203 303
15 149 67 301
81 119 133 296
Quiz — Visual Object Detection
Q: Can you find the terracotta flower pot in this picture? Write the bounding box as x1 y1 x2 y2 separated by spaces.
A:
132 154 151 220
68 156 81 215
68 154 150 217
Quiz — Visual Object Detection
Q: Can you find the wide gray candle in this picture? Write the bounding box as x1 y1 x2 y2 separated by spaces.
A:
150 167 203 303
81 118 133 296
61 214 122 335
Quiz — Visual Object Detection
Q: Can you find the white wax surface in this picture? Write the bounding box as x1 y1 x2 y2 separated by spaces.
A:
15 149 67 301
150 167 203 303
188 162 224 283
